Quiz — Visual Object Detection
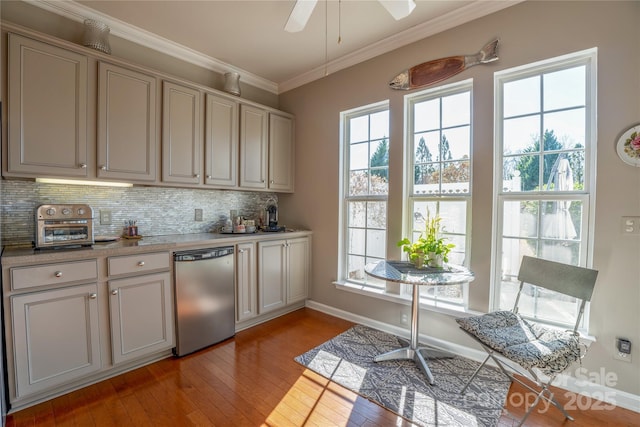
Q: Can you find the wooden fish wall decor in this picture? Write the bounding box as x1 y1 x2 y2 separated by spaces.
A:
389 39 500 90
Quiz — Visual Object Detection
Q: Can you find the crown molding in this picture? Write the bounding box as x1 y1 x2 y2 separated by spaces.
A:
278 1 522 93
32 0 279 94
31 0 521 95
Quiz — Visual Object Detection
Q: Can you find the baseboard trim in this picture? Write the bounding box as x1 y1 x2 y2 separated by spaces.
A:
305 300 640 414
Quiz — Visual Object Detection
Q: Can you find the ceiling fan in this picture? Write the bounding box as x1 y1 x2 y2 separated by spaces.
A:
284 0 417 33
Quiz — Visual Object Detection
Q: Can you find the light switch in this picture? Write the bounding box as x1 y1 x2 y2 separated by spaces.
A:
621 216 640 234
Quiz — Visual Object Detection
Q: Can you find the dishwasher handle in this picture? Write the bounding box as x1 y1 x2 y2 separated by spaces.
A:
174 246 234 262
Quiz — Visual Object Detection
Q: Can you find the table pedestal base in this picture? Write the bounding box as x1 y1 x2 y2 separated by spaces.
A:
374 345 454 385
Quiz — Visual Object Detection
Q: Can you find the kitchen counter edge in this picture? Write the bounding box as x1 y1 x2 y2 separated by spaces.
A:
1 230 313 266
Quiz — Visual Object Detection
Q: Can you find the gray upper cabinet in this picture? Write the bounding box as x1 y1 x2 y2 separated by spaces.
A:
204 93 238 188
239 104 268 190
7 34 89 177
98 62 157 182
162 81 202 184
268 113 294 192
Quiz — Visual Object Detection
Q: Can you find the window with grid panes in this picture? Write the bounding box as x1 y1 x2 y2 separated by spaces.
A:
493 49 596 329
405 80 473 307
340 102 389 288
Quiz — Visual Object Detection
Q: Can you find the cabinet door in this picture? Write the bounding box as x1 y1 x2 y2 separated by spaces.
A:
268 114 294 192
205 93 238 187
109 272 174 364
162 81 201 184
287 238 309 304
239 105 268 189
236 242 257 321
11 284 101 398
7 34 88 177
98 62 157 182
257 240 286 314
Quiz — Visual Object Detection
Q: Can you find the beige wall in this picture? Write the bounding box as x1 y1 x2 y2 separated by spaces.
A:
279 1 640 396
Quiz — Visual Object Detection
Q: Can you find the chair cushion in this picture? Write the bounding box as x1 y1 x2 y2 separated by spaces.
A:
456 311 581 375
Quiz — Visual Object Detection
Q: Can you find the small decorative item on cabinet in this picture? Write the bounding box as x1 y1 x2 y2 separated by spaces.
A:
83 19 112 54
223 72 241 96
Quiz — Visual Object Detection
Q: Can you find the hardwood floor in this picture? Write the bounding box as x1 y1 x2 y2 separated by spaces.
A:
6 308 638 426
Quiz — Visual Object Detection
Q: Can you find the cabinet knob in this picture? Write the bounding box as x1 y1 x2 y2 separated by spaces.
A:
100 165 107 171
89 293 97 299
54 271 63 278
137 261 145 267
111 289 119 295
270 179 274 184
206 175 212 179
79 163 87 169
194 174 200 178
238 249 245 253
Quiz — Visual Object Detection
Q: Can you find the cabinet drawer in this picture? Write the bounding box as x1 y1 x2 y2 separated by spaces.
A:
108 252 170 276
11 260 97 290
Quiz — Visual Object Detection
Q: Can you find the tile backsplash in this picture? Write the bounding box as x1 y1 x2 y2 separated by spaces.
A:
1 180 278 246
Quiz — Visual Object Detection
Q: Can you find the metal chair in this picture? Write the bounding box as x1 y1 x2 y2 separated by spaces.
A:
455 256 598 426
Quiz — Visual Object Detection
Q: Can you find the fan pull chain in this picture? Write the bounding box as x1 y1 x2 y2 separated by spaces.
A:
338 0 342 44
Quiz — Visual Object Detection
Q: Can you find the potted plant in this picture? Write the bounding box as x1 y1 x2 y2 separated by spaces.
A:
398 214 455 268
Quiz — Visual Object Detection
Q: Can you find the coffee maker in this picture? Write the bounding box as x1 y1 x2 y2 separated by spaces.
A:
264 205 285 232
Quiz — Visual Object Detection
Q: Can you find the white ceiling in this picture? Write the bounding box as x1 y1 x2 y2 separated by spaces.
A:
32 0 520 94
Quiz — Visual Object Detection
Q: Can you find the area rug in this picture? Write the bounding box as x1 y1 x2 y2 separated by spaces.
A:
294 324 511 427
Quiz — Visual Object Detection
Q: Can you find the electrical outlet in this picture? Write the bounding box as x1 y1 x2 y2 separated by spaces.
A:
621 216 640 234
100 209 112 225
194 208 203 222
401 312 409 325
614 338 632 363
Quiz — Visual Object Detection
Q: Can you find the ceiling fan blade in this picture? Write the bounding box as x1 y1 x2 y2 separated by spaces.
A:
284 0 318 33
378 0 416 20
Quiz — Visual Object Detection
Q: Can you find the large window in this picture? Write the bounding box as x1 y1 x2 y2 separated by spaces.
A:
405 81 473 307
340 102 389 289
493 49 597 329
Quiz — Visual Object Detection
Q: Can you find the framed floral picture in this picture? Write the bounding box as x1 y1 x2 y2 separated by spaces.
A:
616 124 640 167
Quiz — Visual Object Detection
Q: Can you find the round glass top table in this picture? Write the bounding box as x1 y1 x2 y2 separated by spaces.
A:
364 260 474 385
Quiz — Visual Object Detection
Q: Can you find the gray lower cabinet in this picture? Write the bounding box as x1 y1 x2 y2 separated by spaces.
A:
3 252 173 409
257 237 309 314
109 272 174 364
11 284 101 398
236 242 257 322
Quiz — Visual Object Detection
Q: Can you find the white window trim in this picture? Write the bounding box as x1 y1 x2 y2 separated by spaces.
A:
402 79 474 307
490 48 598 333
338 100 389 289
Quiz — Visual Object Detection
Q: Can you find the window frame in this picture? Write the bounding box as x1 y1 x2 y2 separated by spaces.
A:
404 79 474 308
491 48 598 331
338 100 390 290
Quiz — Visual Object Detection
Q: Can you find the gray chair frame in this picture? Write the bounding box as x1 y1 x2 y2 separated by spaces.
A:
457 256 598 426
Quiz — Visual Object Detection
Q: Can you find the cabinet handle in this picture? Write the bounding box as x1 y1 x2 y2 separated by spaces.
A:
89 293 97 299
100 165 107 171
79 163 87 169
54 271 63 278
111 289 119 295
137 261 145 267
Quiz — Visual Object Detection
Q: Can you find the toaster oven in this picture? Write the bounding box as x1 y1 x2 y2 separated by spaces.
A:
35 204 94 248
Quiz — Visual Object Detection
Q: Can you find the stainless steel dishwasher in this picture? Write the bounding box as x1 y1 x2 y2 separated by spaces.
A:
173 246 235 356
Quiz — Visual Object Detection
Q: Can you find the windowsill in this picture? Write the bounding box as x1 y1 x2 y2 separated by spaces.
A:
333 280 597 345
